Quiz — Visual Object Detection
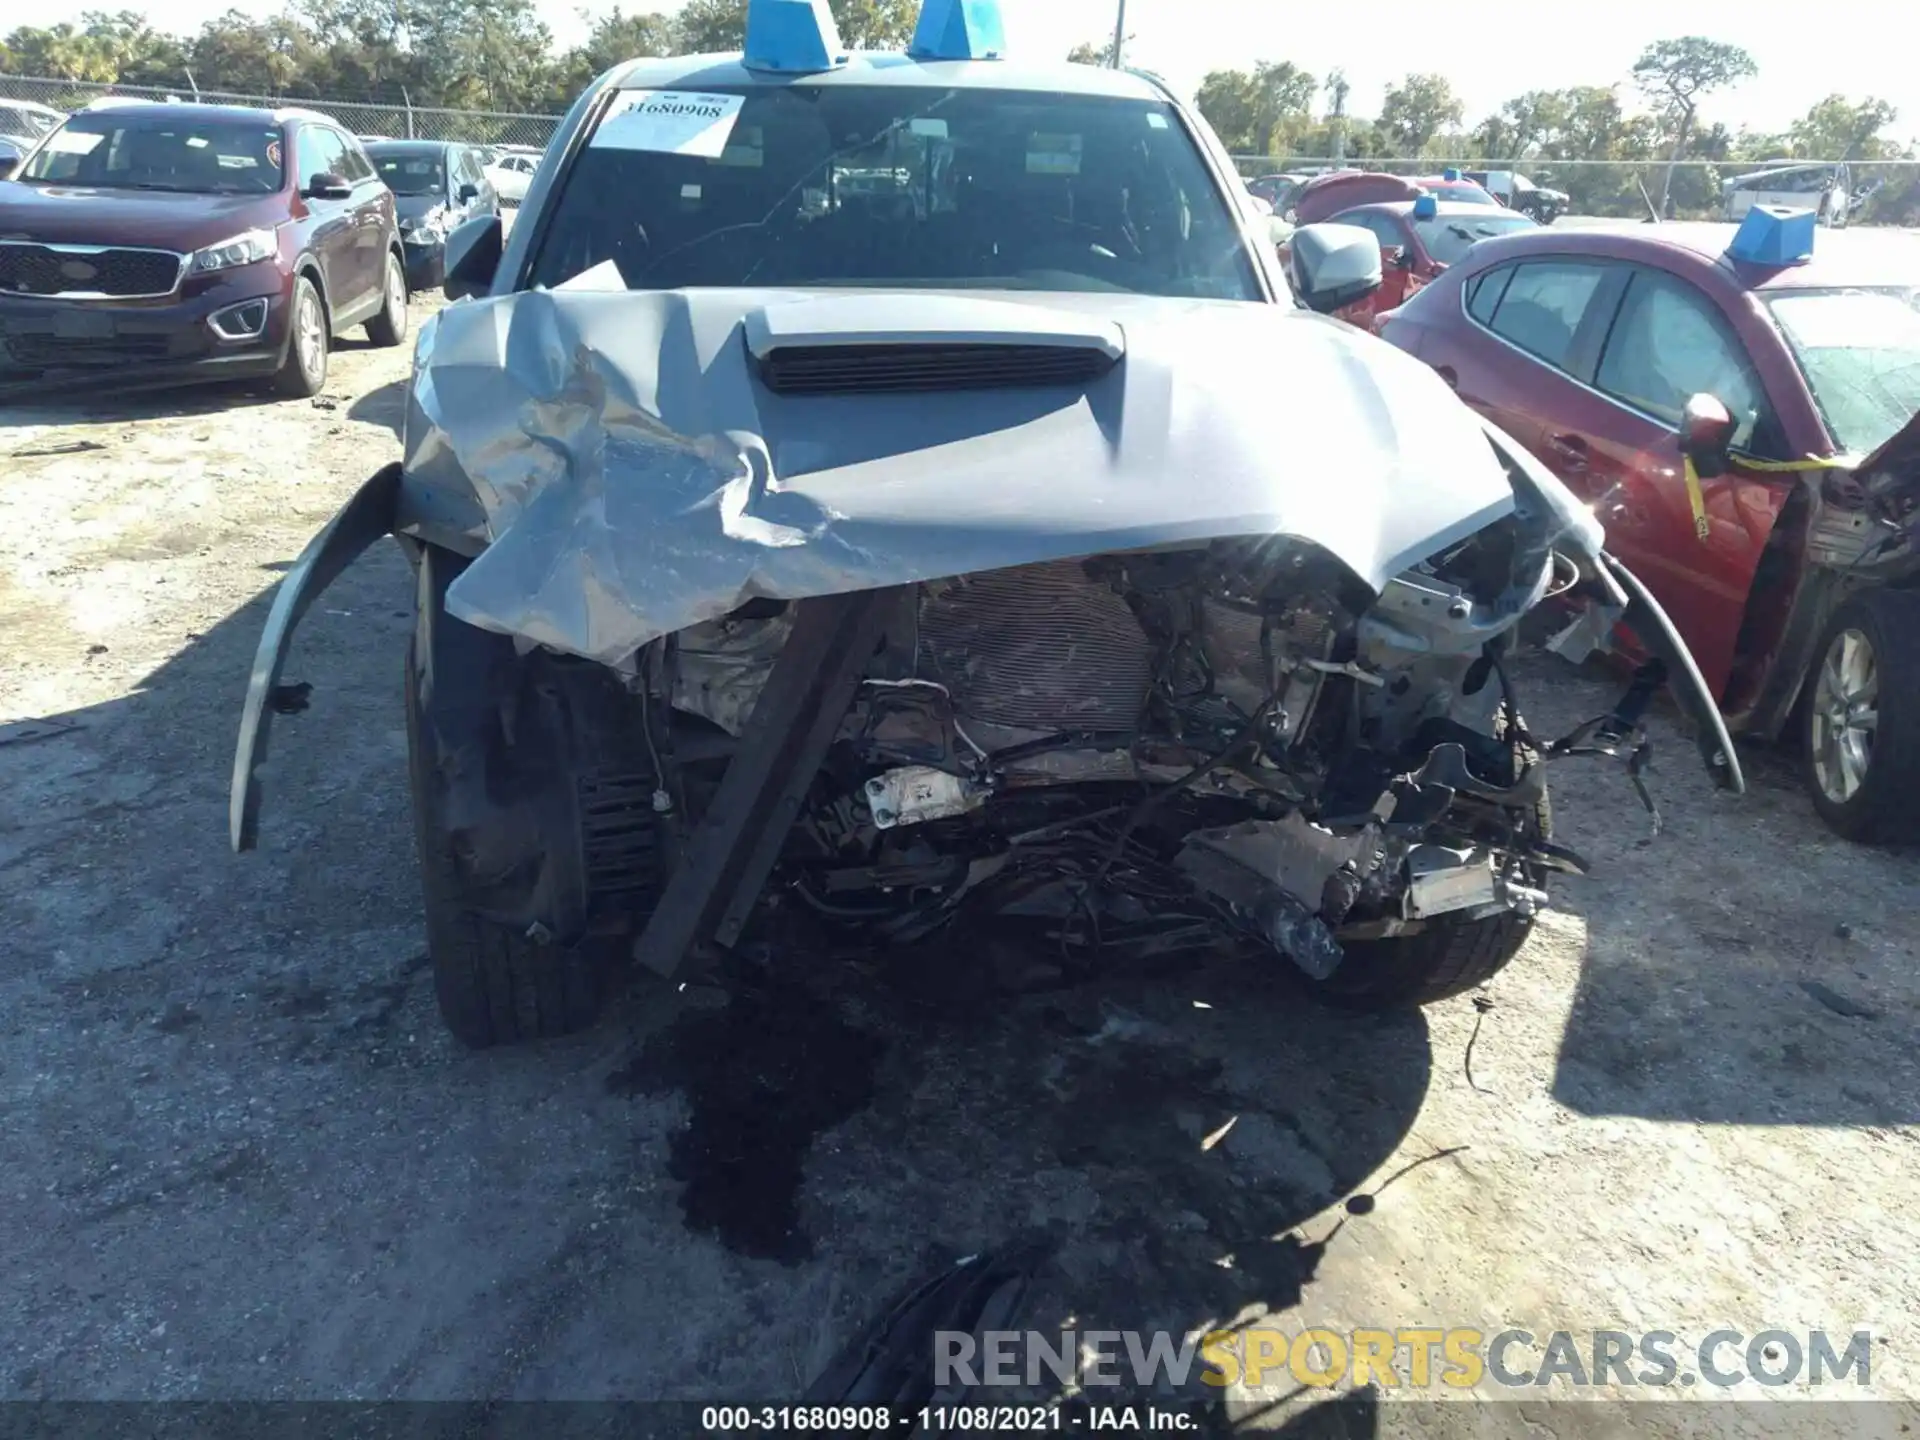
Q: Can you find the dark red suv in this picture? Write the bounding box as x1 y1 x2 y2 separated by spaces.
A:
0 100 409 400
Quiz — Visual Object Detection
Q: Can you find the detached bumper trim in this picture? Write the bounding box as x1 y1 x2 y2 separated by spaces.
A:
230 464 404 852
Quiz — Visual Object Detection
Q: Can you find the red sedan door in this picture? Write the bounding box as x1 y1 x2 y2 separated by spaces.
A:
1409 256 1621 468
1567 266 1793 700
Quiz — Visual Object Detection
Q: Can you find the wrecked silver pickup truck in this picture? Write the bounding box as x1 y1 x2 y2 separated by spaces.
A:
229 2 1741 1047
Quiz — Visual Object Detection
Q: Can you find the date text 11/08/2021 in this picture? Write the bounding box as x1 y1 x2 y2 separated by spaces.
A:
700 1406 1198 1431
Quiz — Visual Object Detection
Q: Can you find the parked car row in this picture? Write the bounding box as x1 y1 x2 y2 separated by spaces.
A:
0 99 521 398
1275 171 1541 325
365 140 501 289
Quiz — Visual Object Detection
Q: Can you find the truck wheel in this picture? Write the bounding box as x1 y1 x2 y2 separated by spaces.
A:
1307 769 1550 1011
273 274 328 397
364 251 409 348
1803 589 1920 844
405 548 668 1047
1311 910 1535 1011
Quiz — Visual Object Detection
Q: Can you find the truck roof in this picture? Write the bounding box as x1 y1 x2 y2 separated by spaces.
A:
605 51 1174 102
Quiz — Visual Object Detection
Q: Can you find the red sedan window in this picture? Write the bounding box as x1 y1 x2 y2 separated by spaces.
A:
1477 261 1608 371
1596 270 1772 449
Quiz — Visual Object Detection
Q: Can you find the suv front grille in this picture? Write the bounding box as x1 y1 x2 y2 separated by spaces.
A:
0 243 183 298
4 332 173 369
758 342 1117 396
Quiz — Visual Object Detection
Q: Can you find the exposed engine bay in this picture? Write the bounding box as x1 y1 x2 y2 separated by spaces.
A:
636 514 1593 986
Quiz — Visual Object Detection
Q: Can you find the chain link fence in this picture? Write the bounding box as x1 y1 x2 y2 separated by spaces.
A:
6 71 1919 224
0 73 561 148
1229 153 1920 226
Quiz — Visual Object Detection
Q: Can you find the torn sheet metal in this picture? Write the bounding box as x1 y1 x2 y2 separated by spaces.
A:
401 286 1523 666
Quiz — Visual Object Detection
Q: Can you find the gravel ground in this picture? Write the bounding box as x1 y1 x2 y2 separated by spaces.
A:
2 297 1918 1433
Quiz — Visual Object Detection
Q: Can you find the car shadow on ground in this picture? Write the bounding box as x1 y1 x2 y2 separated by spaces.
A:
1 336 400 429
1513 653 1920 1128
347 379 408 438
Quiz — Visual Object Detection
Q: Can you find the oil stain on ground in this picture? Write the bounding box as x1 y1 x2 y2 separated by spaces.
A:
608 975 885 1265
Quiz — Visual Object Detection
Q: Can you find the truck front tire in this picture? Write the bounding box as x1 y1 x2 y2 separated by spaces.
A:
405 547 668 1047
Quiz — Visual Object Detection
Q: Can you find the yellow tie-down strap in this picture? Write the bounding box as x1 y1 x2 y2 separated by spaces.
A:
1681 452 1858 542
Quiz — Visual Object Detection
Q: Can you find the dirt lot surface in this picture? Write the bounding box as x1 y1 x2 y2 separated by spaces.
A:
3 294 1919 1434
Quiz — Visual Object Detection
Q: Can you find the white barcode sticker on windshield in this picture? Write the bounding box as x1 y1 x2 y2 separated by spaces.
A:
591 90 746 159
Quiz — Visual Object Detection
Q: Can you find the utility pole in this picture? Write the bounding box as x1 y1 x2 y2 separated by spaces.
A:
1327 69 1350 165
1110 0 1127 68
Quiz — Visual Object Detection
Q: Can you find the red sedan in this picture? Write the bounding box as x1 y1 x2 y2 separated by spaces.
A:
1379 215 1920 840
1307 197 1536 325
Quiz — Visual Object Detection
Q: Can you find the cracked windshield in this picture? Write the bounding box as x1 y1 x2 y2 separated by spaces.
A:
1767 287 1920 455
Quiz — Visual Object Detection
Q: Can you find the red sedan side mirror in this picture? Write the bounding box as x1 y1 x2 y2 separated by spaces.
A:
1680 393 1736 478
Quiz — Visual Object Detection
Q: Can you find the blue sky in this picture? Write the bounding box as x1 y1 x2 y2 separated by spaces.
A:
27 0 1917 139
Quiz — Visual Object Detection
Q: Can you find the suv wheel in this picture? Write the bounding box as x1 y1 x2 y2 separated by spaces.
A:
274 274 328 397
365 251 408 347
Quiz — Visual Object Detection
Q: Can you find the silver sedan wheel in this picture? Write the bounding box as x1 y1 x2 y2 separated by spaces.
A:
295 287 325 376
1810 626 1879 804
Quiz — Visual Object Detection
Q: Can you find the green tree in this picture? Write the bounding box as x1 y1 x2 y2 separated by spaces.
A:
1632 36 1757 215
1470 89 1569 162
1068 35 1129 66
2 19 129 81
391 0 554 110
186 11 322 95
1195 60 1316 156
550 7 675 98
1376 71 1463 157
1789 95 1899 160
295 0 421 99
675 0 912 54
831 0 915 48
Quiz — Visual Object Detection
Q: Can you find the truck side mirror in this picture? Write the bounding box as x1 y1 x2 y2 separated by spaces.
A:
1287 222 1384 315
442 211 503 301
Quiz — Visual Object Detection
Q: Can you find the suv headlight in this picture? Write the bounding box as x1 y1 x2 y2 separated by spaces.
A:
190 229 276 273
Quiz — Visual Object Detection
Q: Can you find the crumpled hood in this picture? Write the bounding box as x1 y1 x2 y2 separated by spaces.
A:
403 286 1519 666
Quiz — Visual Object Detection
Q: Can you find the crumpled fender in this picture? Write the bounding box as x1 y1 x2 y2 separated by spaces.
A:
229 463 402 852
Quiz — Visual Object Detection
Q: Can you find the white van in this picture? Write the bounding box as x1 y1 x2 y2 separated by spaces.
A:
1723 162 1853 227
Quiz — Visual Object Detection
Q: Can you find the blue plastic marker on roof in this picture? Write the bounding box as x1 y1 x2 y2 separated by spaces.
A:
909 0 1008 60
742 0 848 73
1442 167 1461 181
1412 193 1439 218
1727 204 1816 266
